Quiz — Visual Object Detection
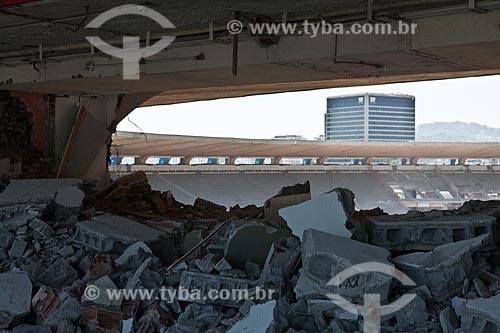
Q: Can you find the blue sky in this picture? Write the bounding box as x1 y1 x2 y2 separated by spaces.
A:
118 74 500 140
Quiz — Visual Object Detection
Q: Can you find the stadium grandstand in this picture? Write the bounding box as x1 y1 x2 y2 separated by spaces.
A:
110 132 500 214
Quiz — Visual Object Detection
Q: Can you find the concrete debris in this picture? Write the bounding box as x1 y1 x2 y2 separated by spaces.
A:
195 253 216 274
395 294 429 329
37 257 78 289
224 223 292 269
227 300 276 333
28 218 54 239
264 181 311 227
54 186 84 220
393 234 490 301
115 241 153 271
73 215 166 253
0 179 80 206
0 272 32 328
31 286 80 329
260 237 301 292
295 228 393 302
179 270 256 307
393 233 490 301
279 188 355 240
365 214 497 251
8 239 27 258
2 175 500 332
457 294 500 332
85 171 260 222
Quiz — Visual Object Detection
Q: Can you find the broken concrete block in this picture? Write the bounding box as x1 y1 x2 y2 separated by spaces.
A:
279 188 355 240
440 307 459 333
82 275 122 309
0 228 14 249
88 254 114 278
29 218 54 239
365 214 497 251
183 229 203 256
195 253 216 274
0 272 32 328
54 186 84 221
245 261 262 280
37 257 78 289
393 234 489 301
31 286 80 329
260 237 301 291
57 245 75 258
9 239 27 258
264 182 311 226
1 205 38 231
0 179 80 206
54 186 84 209
395 294 428 329
224 223 291 269
295 229 393 302
459 294 500 332
179 270 256 307
115 241 153 271
227 300 276 333
73 215 166 253
215 258 232 272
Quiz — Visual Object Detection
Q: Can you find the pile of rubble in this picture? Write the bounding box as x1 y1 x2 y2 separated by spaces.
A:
0 172 499 332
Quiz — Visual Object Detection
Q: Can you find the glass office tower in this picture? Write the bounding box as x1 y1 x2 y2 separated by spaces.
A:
325 93 415 142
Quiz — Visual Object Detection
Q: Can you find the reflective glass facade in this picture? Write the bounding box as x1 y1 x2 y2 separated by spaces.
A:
325 94 415 142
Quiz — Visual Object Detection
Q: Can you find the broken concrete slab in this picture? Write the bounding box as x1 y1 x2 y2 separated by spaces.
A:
0 272 32 328
115 241 153 271
0 228 14 249
459 294 500 332
264 181 311 226
365 214 497 251
279 188 355 240
29 219 54 239
227 300 276 333
224 223 292 269
54 186 84 209
9 239 27 258
0 179 80 207
54 186 84 221
393 234 490 301
295 228 393 302
37 257 78 289
395 294 429 328
72 215 166 253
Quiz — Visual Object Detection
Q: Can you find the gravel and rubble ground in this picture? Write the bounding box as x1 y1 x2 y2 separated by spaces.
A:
0 171 499 332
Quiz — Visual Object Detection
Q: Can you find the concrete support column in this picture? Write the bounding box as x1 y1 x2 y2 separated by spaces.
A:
410 157 420 165
272 157 283 165
363 157 374 165
180 156 193 165
458 157 468 165
137 156 150 165
317 157 327 165
226 157 238 165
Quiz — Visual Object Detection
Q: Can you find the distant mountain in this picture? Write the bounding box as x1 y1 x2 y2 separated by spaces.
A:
417 122 500 142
